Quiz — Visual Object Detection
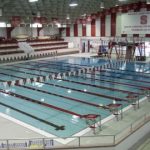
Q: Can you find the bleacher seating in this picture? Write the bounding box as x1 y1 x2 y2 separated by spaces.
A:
0 39 79 63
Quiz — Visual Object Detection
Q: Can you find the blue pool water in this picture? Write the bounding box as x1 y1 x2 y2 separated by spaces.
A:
0 57 149 137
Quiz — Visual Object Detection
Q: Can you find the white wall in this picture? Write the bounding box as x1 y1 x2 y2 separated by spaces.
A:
86 23 91 37
64 37 81 48
78 24 82 37
28 27 37 37
0 26 59 38
116 13 122 36
0 28 6 38
70 24 74 37
61 28 66 37
96 18 100 37
40 27 59 36
11 27 27 37
10 27 38 37
105 15 111 37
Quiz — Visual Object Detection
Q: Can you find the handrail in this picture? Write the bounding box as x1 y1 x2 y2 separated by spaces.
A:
0 113 149 149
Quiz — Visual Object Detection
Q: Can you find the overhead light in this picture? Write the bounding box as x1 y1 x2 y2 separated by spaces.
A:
66 14 70 20
61 24 67 28
56 23 61 28
0 8 2 16
118 0 126 1
0 22 6 27
29 0 38 2
81 13 86 17
100 2 104 9
69 0 78 7
6 24 11 27
147 0 150 4
115 3 119 6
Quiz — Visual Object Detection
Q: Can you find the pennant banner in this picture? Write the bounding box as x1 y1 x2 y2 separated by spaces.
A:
11 16 21 27
19 79 24 85
40 17 48 24
26 78 31 84
33 17 41 23
3 82 8 88
8 81 11 87
52 74 55 79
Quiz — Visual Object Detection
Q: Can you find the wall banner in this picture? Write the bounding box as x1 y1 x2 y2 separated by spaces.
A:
121 11 150 34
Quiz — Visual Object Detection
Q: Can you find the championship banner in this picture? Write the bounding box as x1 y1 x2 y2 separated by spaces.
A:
11 16 21 27
33 17 41 23
40 17 48 24
52 18 58 24
121 11 150 34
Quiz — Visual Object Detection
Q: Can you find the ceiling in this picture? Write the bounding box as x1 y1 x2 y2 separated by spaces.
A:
0 0 146 24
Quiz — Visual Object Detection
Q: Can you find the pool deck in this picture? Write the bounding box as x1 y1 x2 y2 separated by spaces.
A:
0 96 149 142
0 53 149 146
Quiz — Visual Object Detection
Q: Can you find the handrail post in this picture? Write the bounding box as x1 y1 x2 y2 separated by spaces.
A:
130 123 133 133
78 137 80 147
113 135 115 145
6 140 9 150
42 138 45 150
144 114 147 123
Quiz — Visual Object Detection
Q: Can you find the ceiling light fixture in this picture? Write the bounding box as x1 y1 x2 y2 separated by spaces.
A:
29 0 38 2
115 3 119 6
81 13 86 17
66 14 70 20
100 2 104 9
69 0 78 7
56 23 61 28
147 0 150 4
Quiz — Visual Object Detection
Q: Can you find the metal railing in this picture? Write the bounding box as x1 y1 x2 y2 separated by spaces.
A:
0 113 149 150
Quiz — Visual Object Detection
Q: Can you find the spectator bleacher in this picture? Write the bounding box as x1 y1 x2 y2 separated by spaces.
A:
0 38 79 63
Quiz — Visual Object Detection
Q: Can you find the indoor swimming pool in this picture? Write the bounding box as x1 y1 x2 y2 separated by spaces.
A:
0 57 149 138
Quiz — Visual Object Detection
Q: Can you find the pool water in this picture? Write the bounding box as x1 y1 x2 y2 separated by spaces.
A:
0 57 149 137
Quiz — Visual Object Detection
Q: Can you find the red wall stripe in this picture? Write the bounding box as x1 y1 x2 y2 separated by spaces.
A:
66 27 70 37
101 15 105 36
6 27 14 39
74 24 78 37
147 4 150 11
145 34 150 37
111 13 116 36
91 19 96 36
37 27 43 37
59 28 65 36
82 24 86 36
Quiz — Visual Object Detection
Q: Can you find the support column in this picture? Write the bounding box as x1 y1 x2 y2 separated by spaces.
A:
6 27 14 39
101 15 105 37
37 27 43 37
91 19 96 37
74 24 78 37
66 27 70 37
82 24 86 36
111 13 116 36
